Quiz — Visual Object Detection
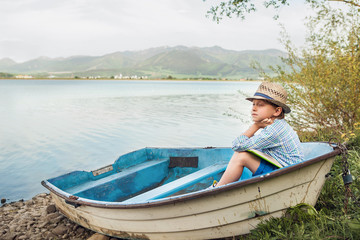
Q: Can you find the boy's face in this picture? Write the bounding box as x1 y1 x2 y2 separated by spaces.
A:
251 99 281 122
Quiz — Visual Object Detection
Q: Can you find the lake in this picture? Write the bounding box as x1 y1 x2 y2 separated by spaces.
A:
0 79 259 203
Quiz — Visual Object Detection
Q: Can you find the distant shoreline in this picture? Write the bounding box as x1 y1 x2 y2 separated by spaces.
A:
0 78 261 82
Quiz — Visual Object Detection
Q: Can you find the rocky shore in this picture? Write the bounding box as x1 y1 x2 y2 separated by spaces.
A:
0 193 122 240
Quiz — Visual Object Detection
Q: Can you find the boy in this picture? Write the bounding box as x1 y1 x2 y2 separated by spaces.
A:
214 81 303 187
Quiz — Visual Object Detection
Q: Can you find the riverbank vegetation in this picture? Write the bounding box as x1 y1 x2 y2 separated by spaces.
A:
267 5 360 138
242 2 360 239
209 0 360 238
0 72 14 78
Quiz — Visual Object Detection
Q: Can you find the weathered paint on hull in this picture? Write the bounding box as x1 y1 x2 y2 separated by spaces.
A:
50 156 335 240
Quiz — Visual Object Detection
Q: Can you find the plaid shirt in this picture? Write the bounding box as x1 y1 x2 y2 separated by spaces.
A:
232 119 304 167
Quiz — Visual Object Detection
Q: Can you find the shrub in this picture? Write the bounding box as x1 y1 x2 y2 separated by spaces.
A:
264 4 360 138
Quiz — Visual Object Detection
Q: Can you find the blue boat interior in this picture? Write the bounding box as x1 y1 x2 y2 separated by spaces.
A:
46 142 335 203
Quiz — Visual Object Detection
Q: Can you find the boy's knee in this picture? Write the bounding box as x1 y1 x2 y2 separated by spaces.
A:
234 151 260 167
233 152 251 165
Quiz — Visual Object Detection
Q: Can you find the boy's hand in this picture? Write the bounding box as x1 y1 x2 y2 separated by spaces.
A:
245 118 275 138
261 118 274 125
255 118 274 128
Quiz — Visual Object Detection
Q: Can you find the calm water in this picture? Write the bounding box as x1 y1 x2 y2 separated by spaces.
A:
0 80 259 202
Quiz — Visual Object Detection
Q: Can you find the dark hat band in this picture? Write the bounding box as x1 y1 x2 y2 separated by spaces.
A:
254 92 273 100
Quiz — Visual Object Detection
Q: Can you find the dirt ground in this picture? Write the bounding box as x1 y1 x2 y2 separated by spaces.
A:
0 193 121 240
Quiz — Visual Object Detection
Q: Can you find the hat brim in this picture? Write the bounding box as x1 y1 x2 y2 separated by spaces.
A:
246 96 291 114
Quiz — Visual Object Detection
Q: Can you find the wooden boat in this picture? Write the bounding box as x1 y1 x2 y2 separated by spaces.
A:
42 142 340 240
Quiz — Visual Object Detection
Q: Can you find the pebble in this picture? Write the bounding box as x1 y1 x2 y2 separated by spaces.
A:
18 235 27 240
0 193 124 240
87 233 110 240
77 227 85 234
46 212 60 221
46 204 56 214
52 224 68 236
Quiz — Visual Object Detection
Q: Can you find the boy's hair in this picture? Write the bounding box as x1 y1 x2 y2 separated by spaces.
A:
267 101 285 119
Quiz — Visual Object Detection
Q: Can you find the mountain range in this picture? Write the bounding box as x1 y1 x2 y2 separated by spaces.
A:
0 46 287 79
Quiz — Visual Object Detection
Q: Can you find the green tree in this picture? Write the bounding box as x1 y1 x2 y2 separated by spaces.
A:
0 72 14 78
207 0 360 137
205 0 360 22
263 4 360 137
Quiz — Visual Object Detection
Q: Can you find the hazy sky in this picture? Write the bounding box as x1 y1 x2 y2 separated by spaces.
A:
0 0 311 62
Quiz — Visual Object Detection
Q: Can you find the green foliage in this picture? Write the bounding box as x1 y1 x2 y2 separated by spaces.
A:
347 133 360 150
315 148 360 212
263 4 360 137
205 0 360 22
205 0 259 22
244 210 360 239
0 72 13 78
230 3 360 239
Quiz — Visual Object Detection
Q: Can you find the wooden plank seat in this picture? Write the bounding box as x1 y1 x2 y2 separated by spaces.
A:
123 163 228 204
65 159 170 197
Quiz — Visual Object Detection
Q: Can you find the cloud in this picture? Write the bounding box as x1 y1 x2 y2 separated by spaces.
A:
0 0 309 62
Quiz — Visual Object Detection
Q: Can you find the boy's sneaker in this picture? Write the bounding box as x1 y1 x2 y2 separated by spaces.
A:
207 180 218 189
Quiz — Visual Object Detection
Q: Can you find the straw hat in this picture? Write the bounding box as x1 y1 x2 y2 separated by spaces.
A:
246 82 291 113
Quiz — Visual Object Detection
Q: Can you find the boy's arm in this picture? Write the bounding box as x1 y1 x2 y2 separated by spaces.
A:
243 124 260 138
232 118 276 151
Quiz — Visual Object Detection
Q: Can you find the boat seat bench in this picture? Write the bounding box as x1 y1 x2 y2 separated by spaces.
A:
65 158 170 196
123 163 227 203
